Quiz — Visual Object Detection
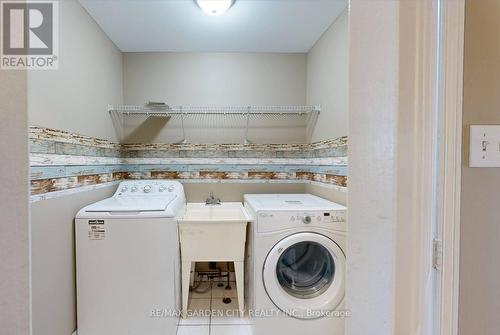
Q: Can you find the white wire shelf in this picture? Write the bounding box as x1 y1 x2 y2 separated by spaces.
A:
108 105 320 116
108 105 320 144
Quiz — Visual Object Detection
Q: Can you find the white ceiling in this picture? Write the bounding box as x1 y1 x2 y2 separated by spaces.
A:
78 0 347 53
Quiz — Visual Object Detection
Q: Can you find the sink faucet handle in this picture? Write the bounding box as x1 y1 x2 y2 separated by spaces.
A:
206 192 221 205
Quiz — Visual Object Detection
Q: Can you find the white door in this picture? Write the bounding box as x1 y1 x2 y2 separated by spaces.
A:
263 232 345 319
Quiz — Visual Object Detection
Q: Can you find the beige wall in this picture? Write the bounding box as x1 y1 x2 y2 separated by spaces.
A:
460 1 500 334
307 9 349 142
28 0 123 141
121 21 350 144
123 52 306 106
122 52 307 143
30 186 115 335
27 1 123 335
0 70 30 335
183 183 305 202
305 184 346 205
305 9 348 205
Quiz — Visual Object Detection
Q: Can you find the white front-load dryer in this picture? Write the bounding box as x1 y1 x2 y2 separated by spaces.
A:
244 194 347 335
75 180 186 335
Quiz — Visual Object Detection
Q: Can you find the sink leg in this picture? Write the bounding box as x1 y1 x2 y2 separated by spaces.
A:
181 261 192 318
234 261 245 316
190 263 196 287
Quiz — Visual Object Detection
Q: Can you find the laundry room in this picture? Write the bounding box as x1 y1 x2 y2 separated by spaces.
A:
6 0 489 335
26 1 348 335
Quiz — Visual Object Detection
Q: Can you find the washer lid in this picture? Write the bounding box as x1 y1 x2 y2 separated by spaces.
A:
244 194 346 212
84 195 177 212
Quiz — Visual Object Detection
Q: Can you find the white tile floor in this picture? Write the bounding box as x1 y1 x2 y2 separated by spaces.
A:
177 281 252 335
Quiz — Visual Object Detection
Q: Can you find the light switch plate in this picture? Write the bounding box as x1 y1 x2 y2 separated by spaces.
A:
469 125 500 167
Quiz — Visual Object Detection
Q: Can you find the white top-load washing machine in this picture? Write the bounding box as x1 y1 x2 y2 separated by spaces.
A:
75 180 185 335
244 194 347 335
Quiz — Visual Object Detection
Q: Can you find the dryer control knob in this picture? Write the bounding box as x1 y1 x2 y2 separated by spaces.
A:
143 185 152 193
302 216 312 224
131 186 138 192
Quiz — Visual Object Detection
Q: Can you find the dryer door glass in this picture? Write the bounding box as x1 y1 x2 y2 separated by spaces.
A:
263 232 345 319
276 241 335 299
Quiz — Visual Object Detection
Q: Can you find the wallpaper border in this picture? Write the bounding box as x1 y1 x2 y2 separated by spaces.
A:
29 125 348 201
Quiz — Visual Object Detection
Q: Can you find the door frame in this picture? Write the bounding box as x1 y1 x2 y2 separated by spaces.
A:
347 0 464 334
435 0 464 334
396 0 465 333
398 0 465 333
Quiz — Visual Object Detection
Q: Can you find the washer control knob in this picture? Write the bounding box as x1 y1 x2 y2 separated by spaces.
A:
121 186 128 192
143 185 152 193
159 185 166 192
167 185 175 192
131 186 138 192
302 216 312 224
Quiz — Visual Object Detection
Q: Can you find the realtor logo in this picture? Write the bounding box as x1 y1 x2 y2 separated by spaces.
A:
1 0 58 69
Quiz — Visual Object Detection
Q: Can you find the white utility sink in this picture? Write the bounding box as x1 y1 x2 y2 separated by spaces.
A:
178 202 251 317
180 202 250 222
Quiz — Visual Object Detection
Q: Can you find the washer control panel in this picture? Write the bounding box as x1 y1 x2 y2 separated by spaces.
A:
287 212 346 224
115 180 181 196
257 210 347 233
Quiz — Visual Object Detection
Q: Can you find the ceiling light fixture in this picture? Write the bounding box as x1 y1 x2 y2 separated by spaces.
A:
195 0 235 16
